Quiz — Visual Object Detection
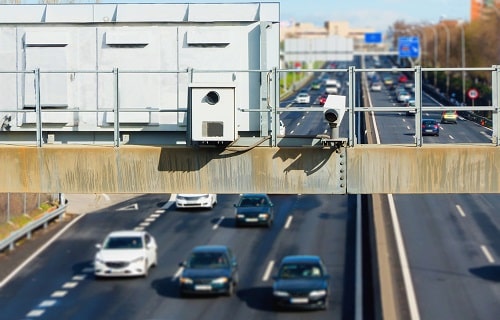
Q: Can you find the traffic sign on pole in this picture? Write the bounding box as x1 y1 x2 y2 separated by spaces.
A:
365 32 382 44
467 88 479 100
398 36 420 58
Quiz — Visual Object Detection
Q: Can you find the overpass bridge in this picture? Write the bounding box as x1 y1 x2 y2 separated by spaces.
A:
1 63 499 195
0 3 498 194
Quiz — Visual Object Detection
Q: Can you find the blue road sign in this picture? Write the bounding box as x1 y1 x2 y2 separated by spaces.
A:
365 32 382 44
398 36 420 58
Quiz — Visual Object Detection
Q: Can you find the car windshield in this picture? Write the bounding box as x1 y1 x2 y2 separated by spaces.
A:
187 252 229 269
238 196 269 207
422 120 436 125
278 263 323 279
104 236 143 249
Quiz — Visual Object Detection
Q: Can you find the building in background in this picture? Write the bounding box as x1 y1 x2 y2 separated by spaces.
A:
280 20 383 52
471 0 500 21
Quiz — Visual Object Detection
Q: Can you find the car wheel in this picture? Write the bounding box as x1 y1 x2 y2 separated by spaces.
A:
267 219 273 228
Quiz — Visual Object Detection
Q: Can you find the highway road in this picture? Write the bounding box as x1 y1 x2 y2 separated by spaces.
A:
368 56 500 320
0 193 357 320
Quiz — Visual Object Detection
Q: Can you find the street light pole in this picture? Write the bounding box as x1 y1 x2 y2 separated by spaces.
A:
430 26 438 87
440 22 451 97
460 23 466 105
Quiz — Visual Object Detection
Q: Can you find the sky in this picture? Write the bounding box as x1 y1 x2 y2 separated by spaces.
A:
17 0 471 32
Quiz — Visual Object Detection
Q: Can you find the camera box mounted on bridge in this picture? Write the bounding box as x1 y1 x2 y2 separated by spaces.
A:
189 84 236 143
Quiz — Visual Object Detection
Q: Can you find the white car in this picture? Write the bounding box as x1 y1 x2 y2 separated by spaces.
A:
295 92 311 104
279 120 286 135
370 81 383 92
176 194 217 209
94 230 158 278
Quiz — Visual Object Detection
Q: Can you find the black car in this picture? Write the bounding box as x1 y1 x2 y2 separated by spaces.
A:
179 245 238 297
272 255 330 310
234 193 274 227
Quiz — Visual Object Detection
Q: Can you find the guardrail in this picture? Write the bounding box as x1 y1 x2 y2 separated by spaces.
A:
0 65 498 147
0 205 66 252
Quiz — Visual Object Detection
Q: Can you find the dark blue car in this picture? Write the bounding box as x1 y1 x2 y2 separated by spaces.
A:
178 245 238 297
234 193 274 227
272 255 330 310
422 119 440 136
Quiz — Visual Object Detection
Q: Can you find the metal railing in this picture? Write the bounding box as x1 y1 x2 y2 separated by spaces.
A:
0 66 498 147
0 205 66 252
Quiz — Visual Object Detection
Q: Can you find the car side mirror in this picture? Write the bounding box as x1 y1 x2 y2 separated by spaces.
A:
95 244 102 250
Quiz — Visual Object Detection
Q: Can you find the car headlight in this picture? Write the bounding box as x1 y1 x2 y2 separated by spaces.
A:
179 277 193 284
211 277 228 284
94 257 105 265
236 214 245 218
309 290 327 298
258 213 269 219
273 290 290 297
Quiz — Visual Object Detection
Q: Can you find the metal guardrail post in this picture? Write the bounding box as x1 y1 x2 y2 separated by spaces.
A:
272 67 279 147
414 66 423 146
113 68 120 147
348 66 356 147
34 68 43 147
492 65 499 146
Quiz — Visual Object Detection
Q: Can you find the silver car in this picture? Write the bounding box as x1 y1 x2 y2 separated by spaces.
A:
176 194 217 209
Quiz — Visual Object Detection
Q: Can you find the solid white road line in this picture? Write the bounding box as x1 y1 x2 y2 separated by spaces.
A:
455 204 466 217
388 194 421 320
481 245 495 263
284 216 293 229
0 213 87 288
262 260 275 282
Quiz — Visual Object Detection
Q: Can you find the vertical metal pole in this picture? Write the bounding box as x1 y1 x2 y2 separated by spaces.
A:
348 66 356 147
7 193 10 222
492 65 499 146
415 66 423 146
431 27 438 87
461 25 466 104
34 68 42 147
113 68 120 147
187 67 193 145
273 67 280 147
443 24 450 97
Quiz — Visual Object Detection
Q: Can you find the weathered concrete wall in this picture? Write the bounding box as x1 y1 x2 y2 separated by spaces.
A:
0 144 499 194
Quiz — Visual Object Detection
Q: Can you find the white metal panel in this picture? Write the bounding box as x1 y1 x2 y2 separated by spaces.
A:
25 31 68 46
106 31 150 45
186 28 233 45
21 111 72 124
0 28 17 111
45 5 94 23
188 4 259 22
24 47 68 109
116 4 188 22
104 112 151 124
258 3 280 22
0 6 45 23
